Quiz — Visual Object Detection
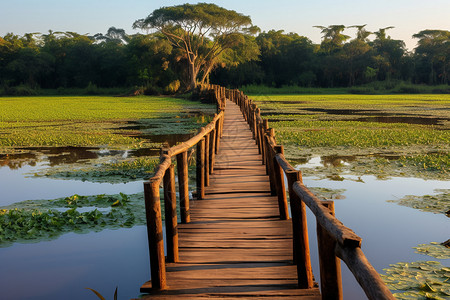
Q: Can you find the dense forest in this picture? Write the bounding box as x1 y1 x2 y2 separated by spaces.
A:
1 6 449 95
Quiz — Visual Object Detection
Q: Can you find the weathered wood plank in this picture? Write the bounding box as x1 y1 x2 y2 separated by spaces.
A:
140 100 320 299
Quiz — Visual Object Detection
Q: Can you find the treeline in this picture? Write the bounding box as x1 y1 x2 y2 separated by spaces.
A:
214 26 450 89
0 25 449 95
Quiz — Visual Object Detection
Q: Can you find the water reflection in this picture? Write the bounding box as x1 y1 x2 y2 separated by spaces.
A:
0 147 164 170
0 227 150 300
354 116 447 126
261 108 448 127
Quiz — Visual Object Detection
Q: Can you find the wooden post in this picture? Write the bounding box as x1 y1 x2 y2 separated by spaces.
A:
285 169 314 289
262 119 269 167
273 145 289 220
317 201 343 299
220 112 224 138
215 117 221 154
196 137 205 200
210 128 216 174
255 108 261 150
143 179 167 290
163 164 179 263
205 133 210 186
251 105 257 139
176 151 190 223
266 129 277 196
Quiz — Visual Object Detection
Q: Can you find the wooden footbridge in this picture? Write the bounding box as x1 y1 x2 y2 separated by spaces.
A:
138 86 394 299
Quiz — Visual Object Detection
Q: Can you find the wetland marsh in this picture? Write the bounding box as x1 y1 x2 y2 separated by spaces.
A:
252 93 449 299
0 93 449 299
0 95 214 299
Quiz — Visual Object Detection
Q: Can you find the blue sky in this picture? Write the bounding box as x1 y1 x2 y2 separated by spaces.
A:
1 0 449 50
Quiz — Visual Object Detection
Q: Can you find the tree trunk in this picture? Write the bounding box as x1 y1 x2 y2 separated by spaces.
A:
188 54 198 90
188 61 197 90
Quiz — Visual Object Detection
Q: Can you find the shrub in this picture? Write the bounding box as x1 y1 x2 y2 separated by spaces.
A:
164 80 181 94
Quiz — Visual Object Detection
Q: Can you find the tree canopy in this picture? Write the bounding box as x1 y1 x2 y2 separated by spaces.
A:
133 3 259 89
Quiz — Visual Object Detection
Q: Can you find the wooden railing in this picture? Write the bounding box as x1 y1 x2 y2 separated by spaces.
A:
143 103 225 290
234 90 395 300
143 85 395 300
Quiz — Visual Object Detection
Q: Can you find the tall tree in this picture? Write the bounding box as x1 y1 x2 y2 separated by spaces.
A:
413 30 450 84
133 3 258 89
372 27 406 80
314 25 350 53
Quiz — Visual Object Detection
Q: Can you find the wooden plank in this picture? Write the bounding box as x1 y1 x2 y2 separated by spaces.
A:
140 100 320 299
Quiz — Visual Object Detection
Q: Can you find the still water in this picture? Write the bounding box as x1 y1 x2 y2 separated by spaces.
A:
0 151 448 299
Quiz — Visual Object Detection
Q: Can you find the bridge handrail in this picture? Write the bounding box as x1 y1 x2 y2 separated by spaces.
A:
143 84 395 300
235 89 395 300
143 87 226 290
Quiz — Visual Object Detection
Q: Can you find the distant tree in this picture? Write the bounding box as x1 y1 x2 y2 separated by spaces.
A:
133 3 259 89
126 33 174 89
314 25 350 53
371 27 406 81
256 30 315 87
94 27 129 45
349 24 372 42
373 26 395 41
413 29 450 84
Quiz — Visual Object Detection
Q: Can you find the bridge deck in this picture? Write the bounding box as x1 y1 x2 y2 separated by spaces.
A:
140 100 321 299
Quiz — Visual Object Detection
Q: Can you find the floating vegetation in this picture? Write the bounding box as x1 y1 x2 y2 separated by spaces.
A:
251 94 450 181
37 157 159 183
0 192 147 247
285 145 450 181
307 187 346 200
0 95 215 148
382 261 450 300
414 243 450 259
399 153 450 174
387 189 450 217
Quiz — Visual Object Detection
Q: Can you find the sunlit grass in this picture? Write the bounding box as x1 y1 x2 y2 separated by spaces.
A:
252 94 450 176
0 95 215 148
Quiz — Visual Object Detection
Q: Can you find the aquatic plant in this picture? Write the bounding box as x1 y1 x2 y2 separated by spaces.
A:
382 261 450 299
86 287 117 300
414 243 450 259
250 94 450 177
39 157 160 183
0 95 215 148
387 189 449 216
0 192 147 247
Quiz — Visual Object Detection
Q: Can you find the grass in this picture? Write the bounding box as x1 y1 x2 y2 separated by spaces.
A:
240 82 450 95
250 93 450 178
0 95 215 149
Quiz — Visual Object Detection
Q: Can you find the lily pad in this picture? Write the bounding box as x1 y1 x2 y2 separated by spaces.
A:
0 192 149 247
382 261 450 299
414 242 450 259
387 189 449 216
34 157 159 183
307 187 346 200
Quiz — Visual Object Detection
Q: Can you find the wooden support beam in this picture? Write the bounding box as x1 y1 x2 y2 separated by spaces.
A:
285 169 314 289
176 151 190 223
273 145 289 220
317 201 342 299
205 133 210 186
144 179 167 290
196 137 205 200
210 127 216 174
164 164 179 263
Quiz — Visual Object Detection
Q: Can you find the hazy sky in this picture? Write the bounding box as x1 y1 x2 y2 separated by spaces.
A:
1 0 449 50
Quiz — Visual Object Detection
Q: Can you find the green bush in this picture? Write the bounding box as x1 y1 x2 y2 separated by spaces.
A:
164 80 181 94
2 85 38 96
